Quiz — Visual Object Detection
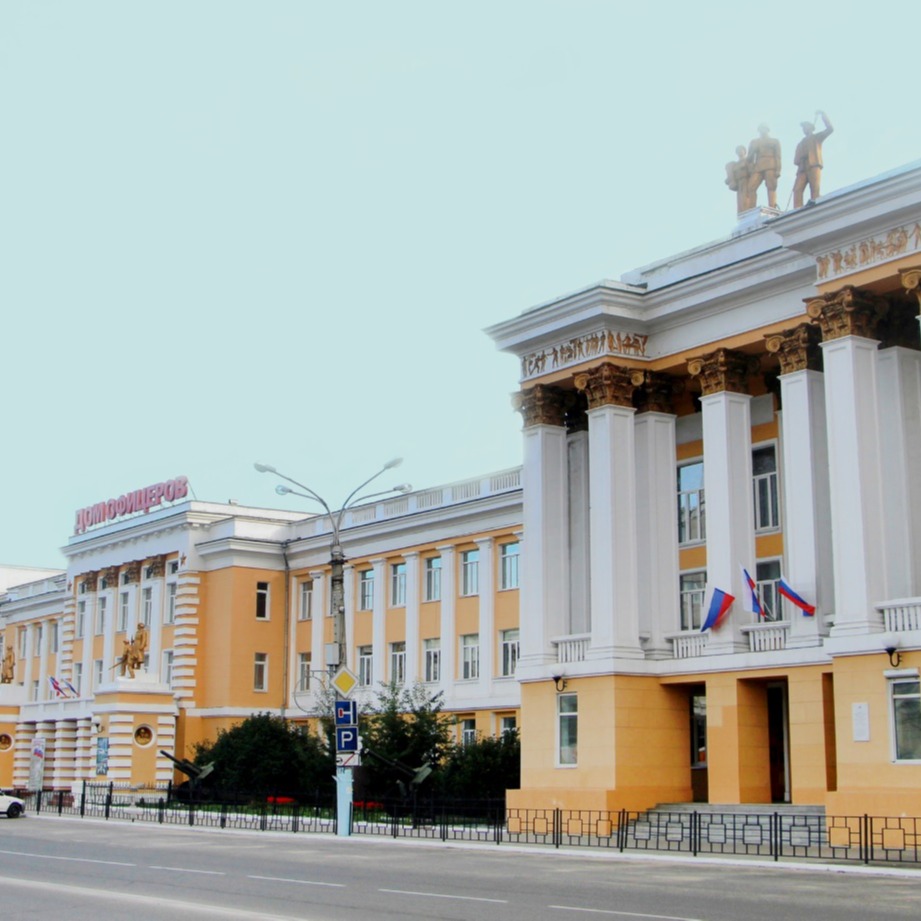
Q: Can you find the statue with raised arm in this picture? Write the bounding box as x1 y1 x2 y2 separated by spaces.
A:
793 111 834 208
1 646 15 683
747 123 782 210
726 145 755 214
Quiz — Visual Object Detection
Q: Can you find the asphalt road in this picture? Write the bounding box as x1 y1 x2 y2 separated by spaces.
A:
1 815 919 920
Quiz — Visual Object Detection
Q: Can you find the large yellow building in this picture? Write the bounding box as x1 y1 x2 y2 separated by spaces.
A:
3 158 921 817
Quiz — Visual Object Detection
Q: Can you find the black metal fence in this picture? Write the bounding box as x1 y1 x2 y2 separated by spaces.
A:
14 786 921 867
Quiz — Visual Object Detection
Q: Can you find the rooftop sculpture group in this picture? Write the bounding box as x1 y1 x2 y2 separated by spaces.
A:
726 112 833 215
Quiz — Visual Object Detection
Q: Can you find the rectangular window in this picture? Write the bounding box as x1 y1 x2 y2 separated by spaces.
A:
141 587 153 626
390 563 406 607
299 581 313 621
501 628 520 677
390 641 406 685
756 559 782 622
424 638 441 683
753 445 780 532
93 659 104 690
677 461 706 544
165 583 177 624
253 652 268 691
461 633 480 680
169 560 180 575
118 592 130 632
680 571 707 631
145 565 156 580
461 717 477 746
95 597 107 636
558 693 578 766
121 571 131 586
162 650 174 688
255 582 270 620
50 621 60 654
298 651 312 691
31 679 39 702
892 679 921 761
76 601 86 638
358 645 373 687
501 715 518 736
72 662 83 697
424 557 442 602
500 542 520 590
359 570 374 611
35 624 43 655
461 550 479 597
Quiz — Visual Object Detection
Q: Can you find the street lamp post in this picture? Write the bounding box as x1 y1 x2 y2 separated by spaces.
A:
254 458 410 837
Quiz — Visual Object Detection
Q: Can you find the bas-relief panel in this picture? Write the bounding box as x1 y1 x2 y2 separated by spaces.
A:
520 329 649 381
817 222 921 283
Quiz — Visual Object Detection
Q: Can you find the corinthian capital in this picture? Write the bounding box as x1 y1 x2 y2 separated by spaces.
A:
573 362 635 409
765 324 822 375
630 369 675 413
687 348 756 396
900 267 921 312
805 285 887 341
512 384 567 428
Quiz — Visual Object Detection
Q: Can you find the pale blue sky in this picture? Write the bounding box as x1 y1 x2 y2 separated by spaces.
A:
2 1 918 568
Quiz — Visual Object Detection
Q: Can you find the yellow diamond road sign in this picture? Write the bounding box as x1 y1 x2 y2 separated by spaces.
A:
331 667 358 697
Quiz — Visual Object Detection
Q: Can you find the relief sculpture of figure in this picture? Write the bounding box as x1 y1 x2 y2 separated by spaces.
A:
792 111 834 208
746 124 782 209
1 646 15 684
725 145 755 214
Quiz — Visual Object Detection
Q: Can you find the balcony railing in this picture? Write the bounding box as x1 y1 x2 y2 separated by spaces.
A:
879 599 921 633
552 634 590 663
666 631 709 659
741 621 790 652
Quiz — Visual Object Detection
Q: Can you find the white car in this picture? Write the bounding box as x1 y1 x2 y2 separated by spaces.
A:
0 791 25 818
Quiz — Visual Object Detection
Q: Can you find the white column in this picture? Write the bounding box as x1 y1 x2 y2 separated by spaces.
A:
567 431 591 635
585 403 643 660
438 545 456 701
701 390 755 653
634 411 680 658
877 347 921 599
370 559 386 685
822 336 887 635
778 370 833 646
475 537 495 687
404 552 420 686
519 424 570 672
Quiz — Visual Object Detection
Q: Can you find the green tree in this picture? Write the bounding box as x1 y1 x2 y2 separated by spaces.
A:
439 729 520 800
192 713 334 797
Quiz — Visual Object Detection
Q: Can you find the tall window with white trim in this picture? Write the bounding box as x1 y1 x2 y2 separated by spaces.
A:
76 601 86 638
753 445 780 532
162 650 174 688
390 563 406 607
299 581 313 621
677 461 705 544
95 597 107 636
461 633 479 680
424 638 441 683
500 542 520 590
558 693 578 766
141 587 153 626
359 570 374 611
390 641 406 685
358 646 373 687
255 582 270 620
461 550 479 596
501 629 519 677
165 582 177 624
756 559 782 621
253 652 268 691
298 651 312 691
680 571 707 631
891 679 921 761
424 557 442 602
118 592 130 632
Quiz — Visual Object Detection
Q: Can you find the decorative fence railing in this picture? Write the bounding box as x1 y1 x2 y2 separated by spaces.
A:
14 786 921 867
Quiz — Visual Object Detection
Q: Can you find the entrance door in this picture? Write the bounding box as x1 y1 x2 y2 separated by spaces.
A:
767 682 789 803
690 690 708 803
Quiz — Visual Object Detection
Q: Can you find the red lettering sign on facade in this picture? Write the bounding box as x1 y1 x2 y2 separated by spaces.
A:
74 477 190 534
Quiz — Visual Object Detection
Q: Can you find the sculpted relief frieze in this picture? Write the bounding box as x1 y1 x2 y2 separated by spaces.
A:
520 329 649 381
817 223 921 283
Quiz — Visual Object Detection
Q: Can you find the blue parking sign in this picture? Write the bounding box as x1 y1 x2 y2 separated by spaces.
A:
336 726 359 752
335 700 357 725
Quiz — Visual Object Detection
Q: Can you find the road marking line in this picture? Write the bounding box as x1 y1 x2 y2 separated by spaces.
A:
149 865 226 875
0 848 134 867
550 907 704 921
380 887 507 903
249 874 345 888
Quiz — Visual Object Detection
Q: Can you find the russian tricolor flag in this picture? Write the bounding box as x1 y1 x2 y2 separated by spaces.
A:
741 567 764 620
701 587 735 632
778 577 816 616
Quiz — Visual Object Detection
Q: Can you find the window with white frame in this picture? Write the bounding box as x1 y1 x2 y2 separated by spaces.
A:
891 679 921 761
500 715 518 736
298 651 311 691
390 641 406 685
76 601 86 638
31 680 39 701
72 662 83 696
253 652 268 691
461 633 480 680
299 581 313 621
50 621 59 654
390 562 406 607
165 582 177 624
501 629 519 677
679 571 707 631
424 638 440 683
677 461 706 544
358 570 374 611
753 445 780 532
100 577 109 591
93 659 104 690
95 597 107 636
162 650 174 688
558 693 578 766
141 587 153 626
461 550 479 596
145 564 156 580
756 559 782 622
255 581 270 620
169 559 180 575
460 718 477 746
424 557 442 602
118 592 130 632
79 581 88 595
358 645 373 687
500 542 520 590
34 624 43 656
121 571 131 586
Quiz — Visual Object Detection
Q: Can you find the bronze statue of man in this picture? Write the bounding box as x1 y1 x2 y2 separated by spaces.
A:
726 145 755 213
0 646 14 683
747 124 782 209
793 111 834 208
